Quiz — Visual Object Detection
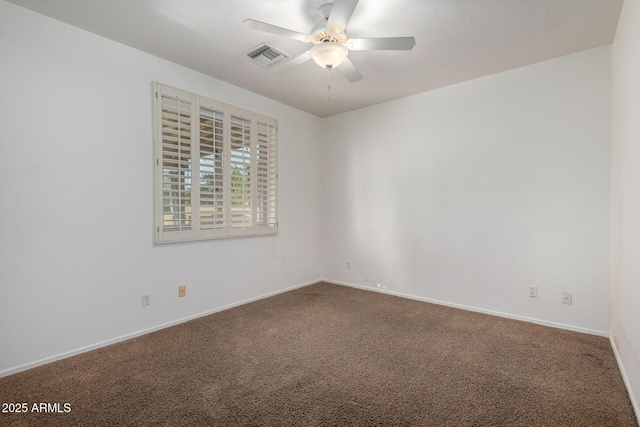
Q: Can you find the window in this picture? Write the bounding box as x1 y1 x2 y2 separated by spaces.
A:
154 83 277 243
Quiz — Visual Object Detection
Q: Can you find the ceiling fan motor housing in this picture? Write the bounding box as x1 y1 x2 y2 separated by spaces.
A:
311 24 348 44
312 4 348 45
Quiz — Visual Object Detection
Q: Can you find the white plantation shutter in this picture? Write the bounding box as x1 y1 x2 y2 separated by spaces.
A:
154 83 277 243
198 99 226 239
156 85 195 242
229 112 253 235
255 116 277 233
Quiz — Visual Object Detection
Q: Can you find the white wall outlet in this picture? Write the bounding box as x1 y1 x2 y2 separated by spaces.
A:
529 286 537 297
346 260 351 270
142 293 151 306
562 292 572 305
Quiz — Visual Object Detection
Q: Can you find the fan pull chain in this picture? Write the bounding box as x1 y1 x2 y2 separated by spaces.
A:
327 67 332 101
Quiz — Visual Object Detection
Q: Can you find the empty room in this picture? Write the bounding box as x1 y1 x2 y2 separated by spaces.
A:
1 0 639 425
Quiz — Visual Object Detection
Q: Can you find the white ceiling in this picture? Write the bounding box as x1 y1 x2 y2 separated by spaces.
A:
7 0 623 118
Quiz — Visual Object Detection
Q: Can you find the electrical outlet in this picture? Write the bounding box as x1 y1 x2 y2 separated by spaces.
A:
562 292 572 305
178 285 186 298
529 286 537 297
346 261 351 270
142 293 151 306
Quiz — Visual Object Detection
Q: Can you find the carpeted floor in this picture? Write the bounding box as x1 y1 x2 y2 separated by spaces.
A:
0 282 637 426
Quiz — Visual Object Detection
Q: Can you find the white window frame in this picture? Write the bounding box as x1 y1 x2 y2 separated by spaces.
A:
154 82 278 243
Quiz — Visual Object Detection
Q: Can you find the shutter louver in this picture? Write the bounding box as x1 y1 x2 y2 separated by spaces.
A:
230 115 252 232
161 94 193 234
256 119 277 232
199 106 225 234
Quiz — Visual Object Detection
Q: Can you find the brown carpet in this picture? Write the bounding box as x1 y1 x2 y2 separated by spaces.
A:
0 282 636 426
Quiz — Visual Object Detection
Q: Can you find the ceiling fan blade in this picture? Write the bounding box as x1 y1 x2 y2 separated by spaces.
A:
337 57 363 82
243 19 311 43
347 37 416 51
326 0 359 34
272 49 313 74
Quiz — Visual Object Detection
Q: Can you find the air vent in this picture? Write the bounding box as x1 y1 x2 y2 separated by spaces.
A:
246 44 289 68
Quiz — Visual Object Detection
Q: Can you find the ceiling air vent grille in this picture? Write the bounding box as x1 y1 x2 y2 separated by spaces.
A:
246 44 289 68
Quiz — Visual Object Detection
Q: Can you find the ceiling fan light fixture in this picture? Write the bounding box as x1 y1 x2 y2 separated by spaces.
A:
311 42 348 69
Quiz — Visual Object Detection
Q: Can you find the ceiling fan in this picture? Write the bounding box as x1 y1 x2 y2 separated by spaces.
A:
244 0 416 82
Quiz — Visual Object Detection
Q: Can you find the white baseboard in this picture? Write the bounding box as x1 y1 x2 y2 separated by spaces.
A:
2 278 611 378
0 279 320 378
322 278 609 337
609 335 640 424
